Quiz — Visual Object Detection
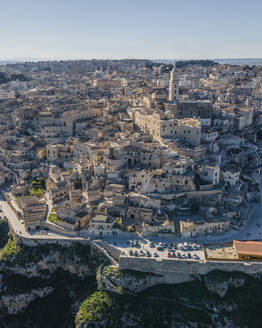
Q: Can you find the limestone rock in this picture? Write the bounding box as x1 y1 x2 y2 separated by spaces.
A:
204 276 246 298
0 287 53 315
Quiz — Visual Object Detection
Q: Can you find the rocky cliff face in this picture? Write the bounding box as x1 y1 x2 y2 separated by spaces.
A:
100 265 248 299
0 242 106 279
203 275 246 298
0 239 106 327
99 265 165 294
1 252 93 279
1 233 262 328
76 269 262 328
0 287 53 315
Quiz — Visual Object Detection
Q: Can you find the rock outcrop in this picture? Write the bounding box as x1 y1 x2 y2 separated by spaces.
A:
0 243 106 279
203 274 246 298
0 287 53 315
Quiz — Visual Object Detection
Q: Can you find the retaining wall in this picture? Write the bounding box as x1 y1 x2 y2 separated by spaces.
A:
119 256 262 283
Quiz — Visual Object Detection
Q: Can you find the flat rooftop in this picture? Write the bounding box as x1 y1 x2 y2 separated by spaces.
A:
176 118 201 128
234 240 262 257
204 243 238 261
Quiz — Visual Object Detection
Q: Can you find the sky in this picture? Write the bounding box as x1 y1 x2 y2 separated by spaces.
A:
0 0 262 60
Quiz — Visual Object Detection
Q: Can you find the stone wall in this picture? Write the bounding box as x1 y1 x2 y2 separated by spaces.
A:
119 257 262 284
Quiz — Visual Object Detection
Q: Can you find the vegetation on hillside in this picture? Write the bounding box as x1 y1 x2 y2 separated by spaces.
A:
0 237 103 268
48 212 61 223
0 235 22 261
104 265 122 279
75 291 113 325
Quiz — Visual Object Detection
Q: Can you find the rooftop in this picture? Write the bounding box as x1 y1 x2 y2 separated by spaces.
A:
234 240 262 257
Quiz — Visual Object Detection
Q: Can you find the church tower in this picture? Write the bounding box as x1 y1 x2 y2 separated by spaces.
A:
168 64 179 102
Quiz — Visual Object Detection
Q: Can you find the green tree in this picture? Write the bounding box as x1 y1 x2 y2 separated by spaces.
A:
75 291 113 325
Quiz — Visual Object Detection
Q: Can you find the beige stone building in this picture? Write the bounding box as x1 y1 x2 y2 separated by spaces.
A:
88 215 118 236
129 169 195 194
164 101 213 119
142 219 176 236
17 196 46 231
180 219 230 237
133 110 201 146
46 144 73 161
93 79 122 89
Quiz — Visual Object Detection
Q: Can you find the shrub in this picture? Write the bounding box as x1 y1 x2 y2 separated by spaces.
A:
75 291 113 325
114 218 122 226
104 265 122 279
48 213 61 223
29 187 44 197
0 236 22 261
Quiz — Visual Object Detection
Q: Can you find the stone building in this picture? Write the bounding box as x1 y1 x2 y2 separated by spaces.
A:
17 196 46 231
133 110 201 146
88 214 118 236
164 100 213 119
180 219 230 237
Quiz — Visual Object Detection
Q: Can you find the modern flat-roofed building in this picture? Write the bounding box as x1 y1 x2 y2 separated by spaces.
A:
233 240 262 261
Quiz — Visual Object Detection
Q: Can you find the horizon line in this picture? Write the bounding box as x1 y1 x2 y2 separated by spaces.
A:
1 57 262 65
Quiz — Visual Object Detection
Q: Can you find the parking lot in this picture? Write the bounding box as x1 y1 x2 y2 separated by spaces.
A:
105 236 205 262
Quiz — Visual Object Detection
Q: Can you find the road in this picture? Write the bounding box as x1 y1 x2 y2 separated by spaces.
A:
0 197 86 242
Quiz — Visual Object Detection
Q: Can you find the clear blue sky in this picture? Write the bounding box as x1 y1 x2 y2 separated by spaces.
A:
1 0 262 60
